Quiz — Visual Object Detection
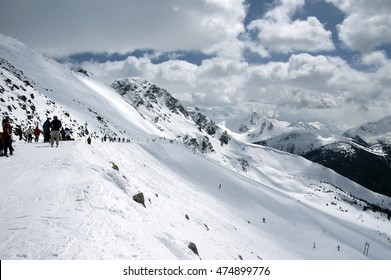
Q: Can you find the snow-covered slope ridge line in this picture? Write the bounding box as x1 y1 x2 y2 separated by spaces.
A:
1 33 391 259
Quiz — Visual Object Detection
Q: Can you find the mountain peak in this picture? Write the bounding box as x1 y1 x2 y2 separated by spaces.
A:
111 77 188 117
239 111 271 133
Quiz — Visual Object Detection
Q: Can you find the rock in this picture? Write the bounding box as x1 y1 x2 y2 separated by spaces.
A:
111 162 119 171
188 242 199 256
133 192 146 208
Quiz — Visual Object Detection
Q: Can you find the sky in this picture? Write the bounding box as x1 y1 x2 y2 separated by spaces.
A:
1 0 391 128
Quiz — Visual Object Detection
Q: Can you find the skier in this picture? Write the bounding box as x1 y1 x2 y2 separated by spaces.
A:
50 116 62 148
43 118 51 142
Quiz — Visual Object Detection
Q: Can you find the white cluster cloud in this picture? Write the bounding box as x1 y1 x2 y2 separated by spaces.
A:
246 0 335 55
326 0 391 52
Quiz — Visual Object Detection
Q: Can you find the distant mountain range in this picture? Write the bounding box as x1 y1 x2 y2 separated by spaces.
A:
217 112 391 197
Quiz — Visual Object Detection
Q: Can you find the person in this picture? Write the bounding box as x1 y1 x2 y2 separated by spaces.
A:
26 126 33 143
33 126 41 142
43 118 51 143
60 128 66 141
0 131 4 156
64 127 73 140
14 126 23 141
50 116 62 148
2 117 13 156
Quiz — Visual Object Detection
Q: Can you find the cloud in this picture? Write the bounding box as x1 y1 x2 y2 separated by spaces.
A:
1 0 390 127
246 0 335 55
326 0 391 52
0 0 246 58
78 50 391 126
243 53 390 110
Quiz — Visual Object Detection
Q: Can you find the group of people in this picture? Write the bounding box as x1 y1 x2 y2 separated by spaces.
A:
1 115 70 157
43 116 63 148
42 117 74 145
101 135 132 143
23 126 43 143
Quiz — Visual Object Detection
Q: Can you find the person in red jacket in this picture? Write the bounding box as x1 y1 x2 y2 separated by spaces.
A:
2 117 14 156
33 126 41 143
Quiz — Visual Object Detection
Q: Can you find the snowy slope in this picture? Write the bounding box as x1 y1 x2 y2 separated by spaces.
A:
1 34 391 260
1 139 391 260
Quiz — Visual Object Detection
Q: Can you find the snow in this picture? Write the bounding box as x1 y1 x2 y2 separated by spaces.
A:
1 33 391 260
1 138 391 260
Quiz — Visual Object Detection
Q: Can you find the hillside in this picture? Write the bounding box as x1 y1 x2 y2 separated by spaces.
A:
1 34 391 260
2 138 391 260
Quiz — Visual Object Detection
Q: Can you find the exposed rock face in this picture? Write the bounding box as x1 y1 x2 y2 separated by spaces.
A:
133 192 146 208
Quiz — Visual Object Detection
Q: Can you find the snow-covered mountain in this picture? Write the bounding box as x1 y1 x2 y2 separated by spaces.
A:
1 34 391 260
345 116 391 145
222 111 391 197
220 111 342 155
110 78 225 153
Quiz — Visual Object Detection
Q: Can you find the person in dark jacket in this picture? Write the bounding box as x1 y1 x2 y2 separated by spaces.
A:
60 128 66 141
43 118 51 142
14 126 23 141
50 116 62 148
2 117 13 156
0 132 4 156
